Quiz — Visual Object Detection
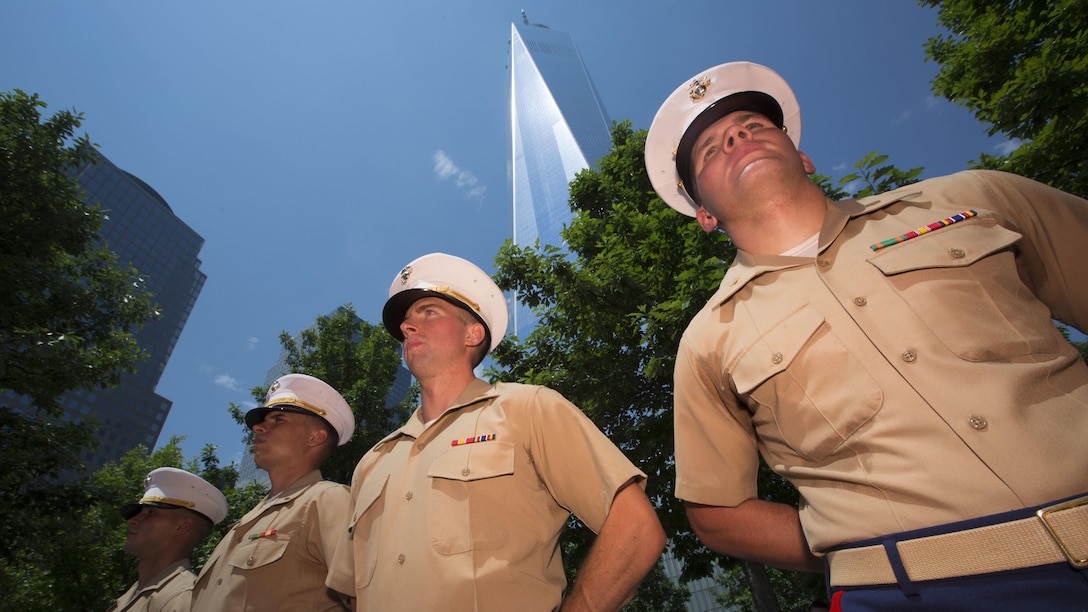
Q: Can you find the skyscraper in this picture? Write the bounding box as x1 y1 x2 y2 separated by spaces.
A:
2 149 206 474
509 15 612 338
508 19 730 611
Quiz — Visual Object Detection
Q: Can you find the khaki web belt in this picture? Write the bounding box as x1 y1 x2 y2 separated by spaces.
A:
827 496 1088 587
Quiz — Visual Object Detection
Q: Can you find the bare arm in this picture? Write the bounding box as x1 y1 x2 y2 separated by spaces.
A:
560 482 666 611
686 499 822 572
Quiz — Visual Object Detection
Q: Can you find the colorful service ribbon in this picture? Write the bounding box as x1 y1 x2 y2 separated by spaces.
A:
451 434 496 447
869 210 977 251
249 529 277 540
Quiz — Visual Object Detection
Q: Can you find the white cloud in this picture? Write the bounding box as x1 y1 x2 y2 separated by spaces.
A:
993 138 1023 156
214 374 242 391
841 179 864 195
246 336 259 350
434 150 487 203
890 110 912 126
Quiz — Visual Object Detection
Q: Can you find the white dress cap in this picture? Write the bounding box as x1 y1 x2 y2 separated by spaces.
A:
120 467 229 525
245 373 355 446
382 252 509 354
645 61 801 216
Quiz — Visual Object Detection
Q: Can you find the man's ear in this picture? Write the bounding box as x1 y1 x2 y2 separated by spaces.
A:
799 150 816 175
465 322 486 349
696 207 720 234
175 516 196 536
309 427 330 448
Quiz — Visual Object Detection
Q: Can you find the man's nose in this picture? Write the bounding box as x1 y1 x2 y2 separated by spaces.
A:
723 124 750 152
400 318 418 337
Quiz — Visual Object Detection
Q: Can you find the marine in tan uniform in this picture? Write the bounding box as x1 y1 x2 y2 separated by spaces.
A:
339 253 665 611
645 61 1088 608
190 373 355 610
108 467 227 612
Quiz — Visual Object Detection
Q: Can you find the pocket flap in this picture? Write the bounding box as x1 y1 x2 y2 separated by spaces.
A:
733 306 825 395
428 441 515 482
869 221 1020 275
227 534 290 570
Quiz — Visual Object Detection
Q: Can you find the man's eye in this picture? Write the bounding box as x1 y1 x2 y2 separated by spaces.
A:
703 146 717 162
746 122 766 130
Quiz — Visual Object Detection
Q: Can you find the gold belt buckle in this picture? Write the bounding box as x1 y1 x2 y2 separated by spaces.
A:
1036 495 1088 569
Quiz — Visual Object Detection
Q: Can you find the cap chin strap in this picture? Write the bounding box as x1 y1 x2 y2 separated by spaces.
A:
428 286 480 313
267 397 327 417
139 496 196 509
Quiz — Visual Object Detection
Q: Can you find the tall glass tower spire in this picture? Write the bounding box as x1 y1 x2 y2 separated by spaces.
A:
509 16 612 338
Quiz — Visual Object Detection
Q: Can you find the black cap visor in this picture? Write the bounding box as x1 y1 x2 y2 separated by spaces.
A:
245 404 329 430
382 289 490 347
119 500 185 520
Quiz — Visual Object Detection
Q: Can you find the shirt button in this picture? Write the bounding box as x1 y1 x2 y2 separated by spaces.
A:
901 350 917 363
949 248 966 259
396 554 406 565
771 352 783 365
968 415 988 430
461 467 471 476
853 297 868 307
246 556 255 566
405 491 413 501
817 259 830 268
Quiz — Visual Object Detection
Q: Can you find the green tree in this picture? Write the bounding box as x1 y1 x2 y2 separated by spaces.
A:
0 89 159 413
920 0 1088 196
229 304 414 484
491 121 923 610
0 437 263 611
0 89 161 611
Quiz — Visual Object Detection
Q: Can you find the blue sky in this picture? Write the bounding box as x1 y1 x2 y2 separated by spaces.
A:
2 1 1012 467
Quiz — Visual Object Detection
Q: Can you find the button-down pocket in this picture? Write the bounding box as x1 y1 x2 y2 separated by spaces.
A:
734 305 883 462
351 474 388 588
227 533 290 571
869 219 1057 360
428 441 515 554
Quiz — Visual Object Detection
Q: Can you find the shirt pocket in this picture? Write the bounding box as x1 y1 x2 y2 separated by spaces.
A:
350 474 388 588
226 532 291 572
427 441 515 554
732 305 884 462
869 220 1057 360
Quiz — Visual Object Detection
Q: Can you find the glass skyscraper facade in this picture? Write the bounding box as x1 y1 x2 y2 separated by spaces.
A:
508 19 729 611
2 150 206 474
509 18 612 338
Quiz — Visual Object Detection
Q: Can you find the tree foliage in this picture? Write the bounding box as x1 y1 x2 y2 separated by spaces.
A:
0 437 264 611
229 304 414 484
0 89 159 414
490 121 925 610
920 0 1088 197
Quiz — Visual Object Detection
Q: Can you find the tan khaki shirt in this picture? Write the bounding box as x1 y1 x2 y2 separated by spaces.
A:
674 170 1088 553
106 561 192 612
191 470 352 610
341 379 646 611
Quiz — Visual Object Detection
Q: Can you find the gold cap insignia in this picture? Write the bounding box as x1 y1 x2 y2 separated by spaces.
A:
689 77 711 102
399 265 413 285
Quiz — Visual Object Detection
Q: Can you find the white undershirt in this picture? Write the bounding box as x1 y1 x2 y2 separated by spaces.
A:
779 232 820 258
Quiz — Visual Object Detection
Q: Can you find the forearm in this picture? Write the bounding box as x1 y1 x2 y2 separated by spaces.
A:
686 499 822 572
560 483 666 611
